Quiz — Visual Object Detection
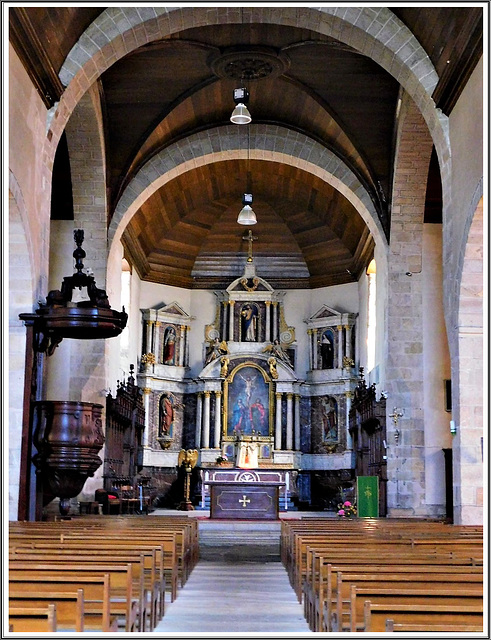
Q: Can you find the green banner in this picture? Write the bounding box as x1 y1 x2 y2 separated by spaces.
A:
357 476 379 518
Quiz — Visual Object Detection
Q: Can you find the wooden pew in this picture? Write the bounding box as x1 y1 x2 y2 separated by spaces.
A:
385 618 484 633
345 584 483 632
364 600 483 633
9 573 120 632
10 589 85 632
11 542 163 627
9 604 57 633
9 562 139 632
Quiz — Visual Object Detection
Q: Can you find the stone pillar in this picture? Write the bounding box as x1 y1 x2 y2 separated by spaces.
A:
146 320 154 355
294 394 301 451
345 391 353 450
337 325 343 368
214 391 222 450
286 393 293 450
202 391 211 448
272 303 278 340
385 96 433 517
275 392 282 450
345 325 352 360
222 302 228 341
312 328 318 369
229 301 235 341
307 329 313 370
142 388 152 447
178 325 185 366
153 322 161 362
185 326 190 366
195 393 203 449
265 301 271 342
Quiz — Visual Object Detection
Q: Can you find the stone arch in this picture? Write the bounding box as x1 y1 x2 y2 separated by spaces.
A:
108 124 386 252
9 173 34 520
45 7 449 204
452 194 483 525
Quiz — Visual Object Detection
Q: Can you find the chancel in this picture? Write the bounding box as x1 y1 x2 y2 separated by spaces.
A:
7 4 485 635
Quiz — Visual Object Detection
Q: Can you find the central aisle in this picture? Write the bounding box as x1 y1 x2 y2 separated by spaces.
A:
153 561 313 634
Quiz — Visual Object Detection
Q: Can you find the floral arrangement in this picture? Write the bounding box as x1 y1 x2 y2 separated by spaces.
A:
337 500 357 518
215 454 228 465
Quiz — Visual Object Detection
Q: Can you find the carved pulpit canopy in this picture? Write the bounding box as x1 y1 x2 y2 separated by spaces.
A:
20 229 127 355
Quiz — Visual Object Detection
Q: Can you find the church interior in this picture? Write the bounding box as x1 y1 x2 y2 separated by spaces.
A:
7 4 486 634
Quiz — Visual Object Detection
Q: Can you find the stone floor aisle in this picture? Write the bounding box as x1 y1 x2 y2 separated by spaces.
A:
153 561 313 635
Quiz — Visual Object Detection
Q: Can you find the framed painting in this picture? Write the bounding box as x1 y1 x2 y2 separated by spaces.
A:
223 363 273 438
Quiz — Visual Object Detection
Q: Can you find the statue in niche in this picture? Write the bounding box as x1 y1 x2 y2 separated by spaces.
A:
320 330 334 369
205 337 229 365
321 396 338 441
241 303 258 341
163 326 176 365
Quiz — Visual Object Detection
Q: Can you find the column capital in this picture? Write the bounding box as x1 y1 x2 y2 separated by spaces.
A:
336 324 343 331
272 301 279 307
276 391 283 399
345 390 354 398
214 390 222 397
204 390 211 398
265 300 272 307
229 300 235 305
142 387 152 395
295 394 301 400
286 392 294 400
186 325 191 332
154 321 162 327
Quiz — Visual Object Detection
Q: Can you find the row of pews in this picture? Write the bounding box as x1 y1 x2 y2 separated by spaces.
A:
9 515 199 633
281 518 484 633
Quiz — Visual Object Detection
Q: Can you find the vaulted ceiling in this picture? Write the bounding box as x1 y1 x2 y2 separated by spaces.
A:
10 6 482 289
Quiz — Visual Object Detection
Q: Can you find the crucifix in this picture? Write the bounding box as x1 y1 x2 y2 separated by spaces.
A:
242 229 258 263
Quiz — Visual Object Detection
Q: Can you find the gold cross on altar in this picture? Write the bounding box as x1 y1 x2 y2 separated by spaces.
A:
239 495 251 507
364 487 372 498
242 230 258 263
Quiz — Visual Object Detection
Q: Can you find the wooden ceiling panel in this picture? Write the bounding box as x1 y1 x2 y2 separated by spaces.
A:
12 7 475 288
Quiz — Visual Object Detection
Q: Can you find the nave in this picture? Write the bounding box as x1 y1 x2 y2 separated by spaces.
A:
8 512 484 635
153 562 311 635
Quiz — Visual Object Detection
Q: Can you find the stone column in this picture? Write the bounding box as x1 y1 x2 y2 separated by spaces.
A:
222 302 228 341
275 392 282 450
286 393 293 450
265 301 271 342
153 322 161 362
337 325 343 368
312 328 318 369
202 391 211 448
294 394 301 451
272 302 278 340
146 320 154 355
142 388 152 447
229 301 235 341
214 391 222 450
185 326 190 366
195 393 203 449
345 325 352 360
307 329 313 370
178 325 185 366
345 390 353 450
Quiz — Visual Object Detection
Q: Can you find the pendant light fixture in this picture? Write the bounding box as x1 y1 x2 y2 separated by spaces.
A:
237 121 257 225
230 87 252 125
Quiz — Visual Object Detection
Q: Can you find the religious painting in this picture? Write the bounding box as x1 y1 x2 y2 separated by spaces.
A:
224 364 272 438
162 326 176 365
320 395 338 442
158 393 174 438
240 303 259 342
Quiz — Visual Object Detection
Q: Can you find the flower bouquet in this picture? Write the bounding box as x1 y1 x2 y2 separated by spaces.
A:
337 500 357 518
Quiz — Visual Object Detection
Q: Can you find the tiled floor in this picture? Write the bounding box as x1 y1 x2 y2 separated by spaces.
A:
153 561 313 635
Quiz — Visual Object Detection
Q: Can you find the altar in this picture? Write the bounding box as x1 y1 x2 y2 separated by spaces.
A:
206 480 284 520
